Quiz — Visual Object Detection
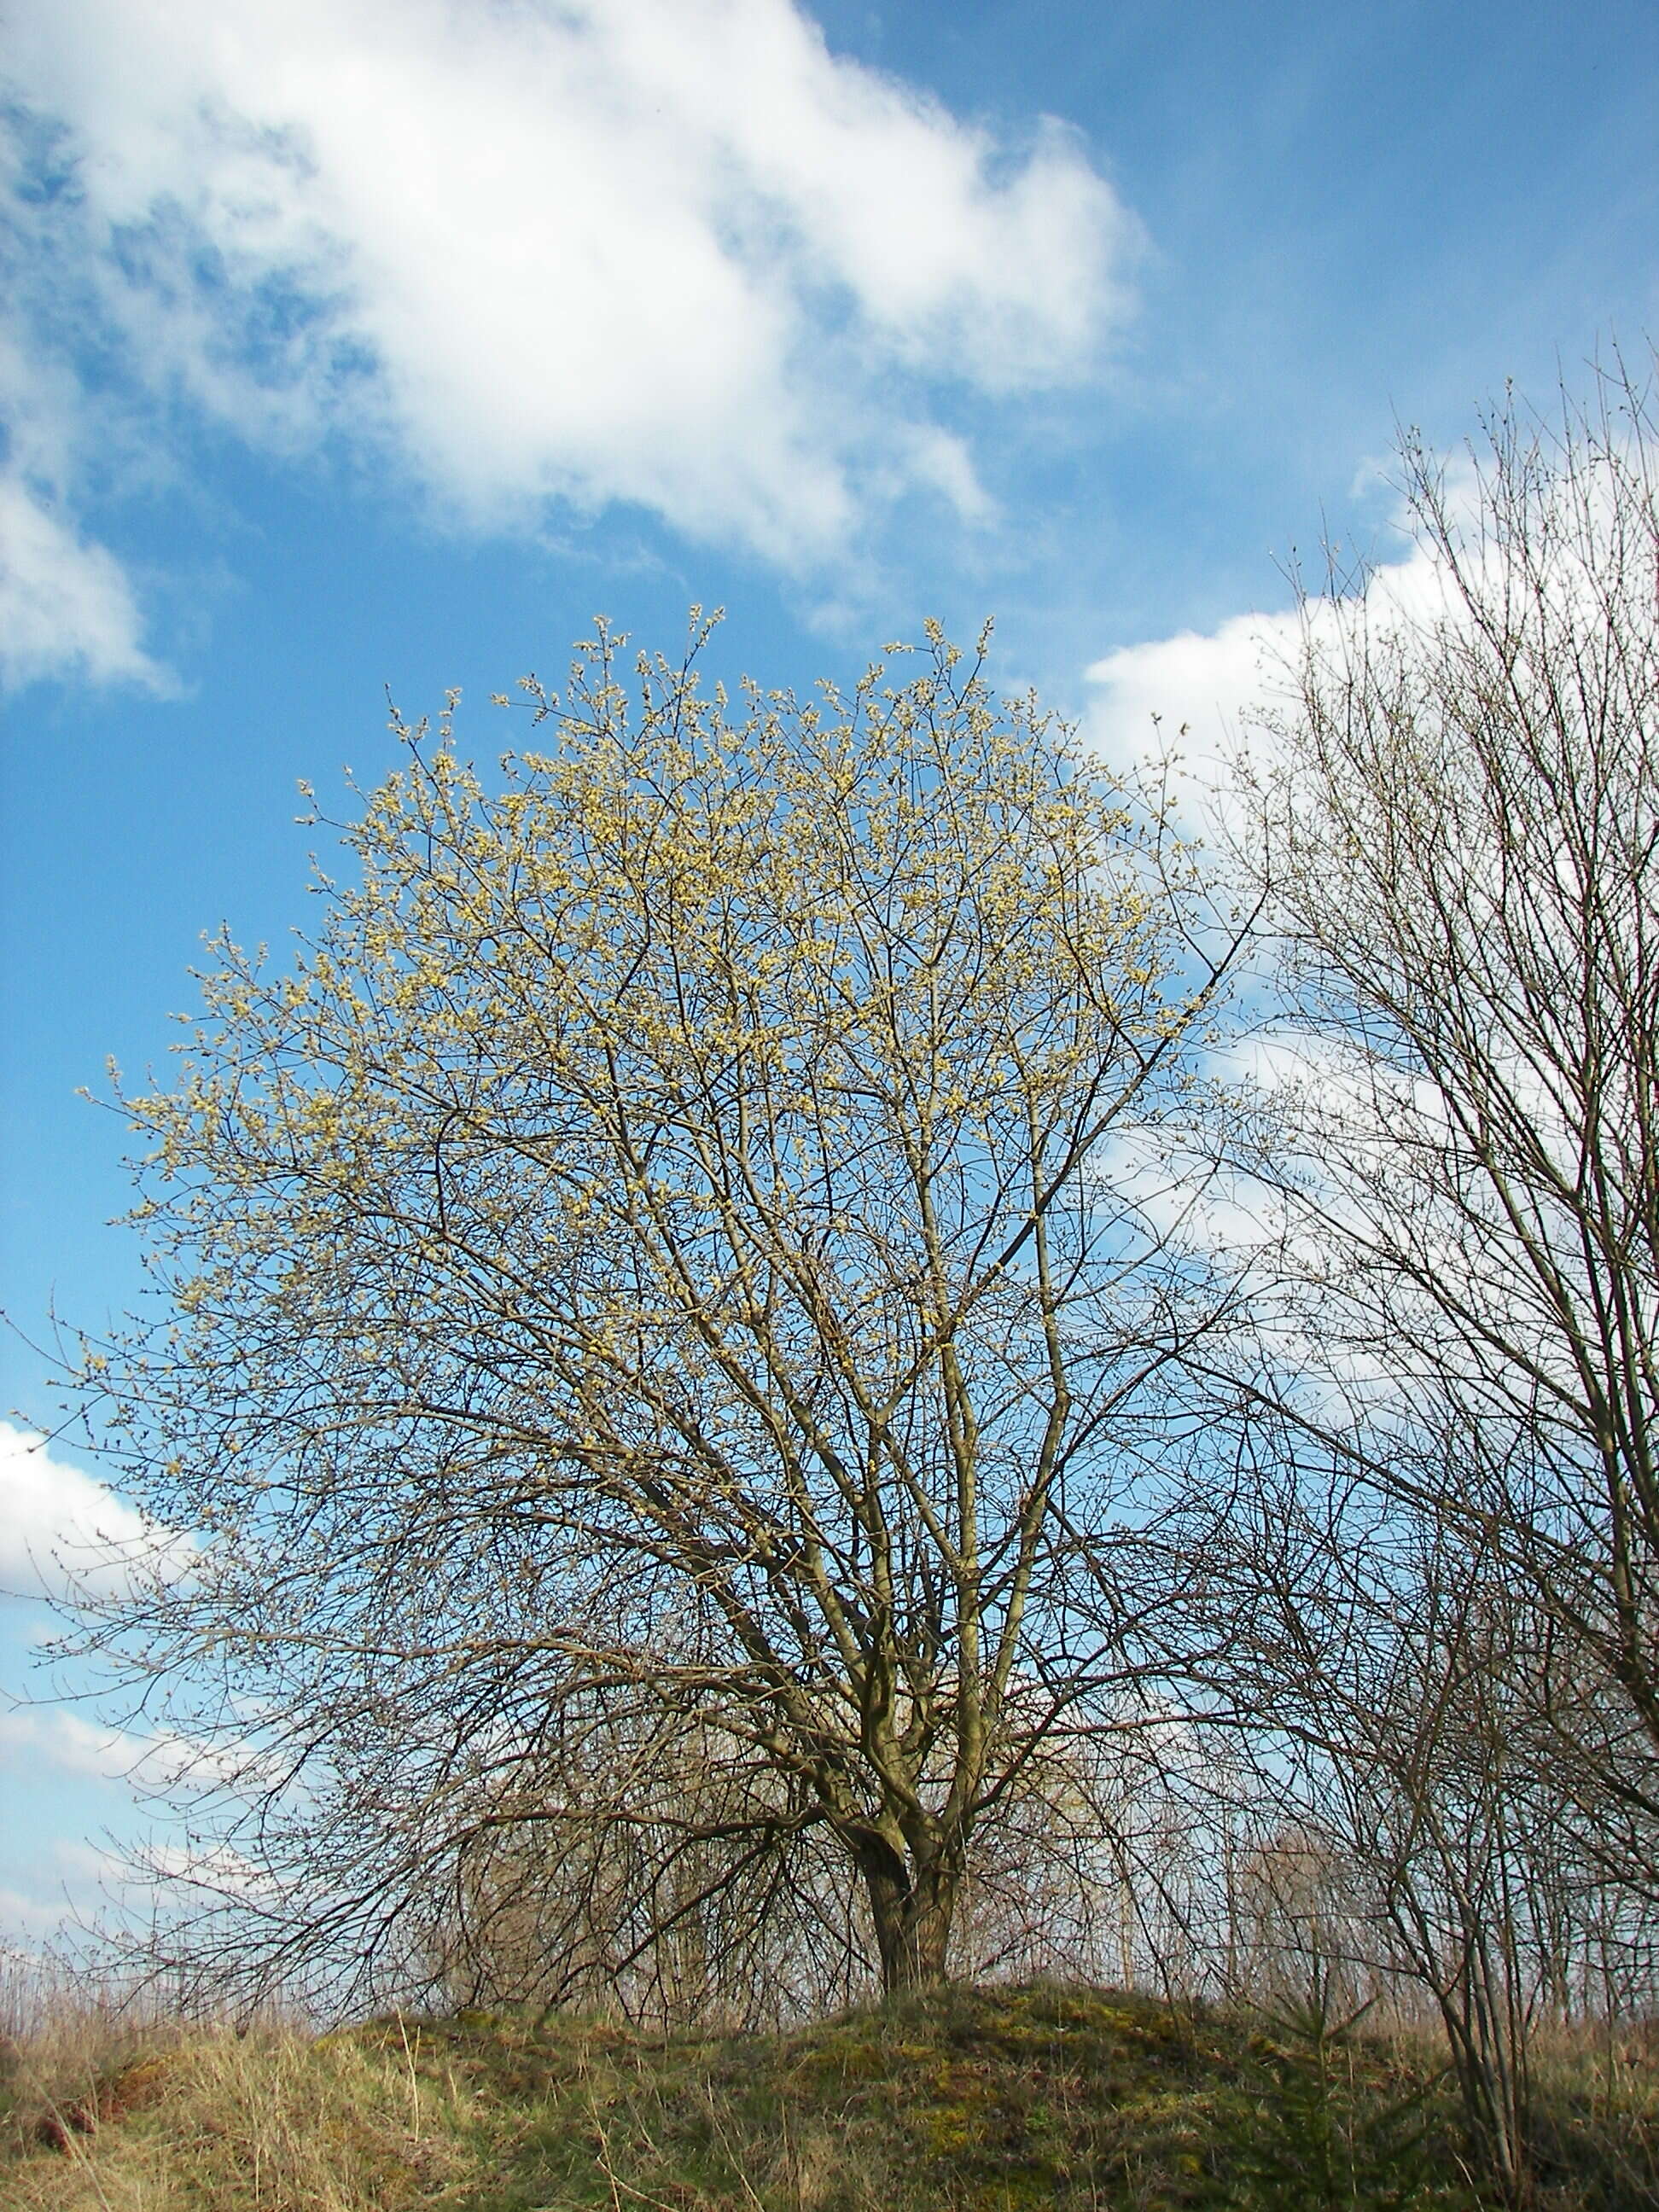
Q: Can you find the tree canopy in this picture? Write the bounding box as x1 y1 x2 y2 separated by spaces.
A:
81 619 1239 2005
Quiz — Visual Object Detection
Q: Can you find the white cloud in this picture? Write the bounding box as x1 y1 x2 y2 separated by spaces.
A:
0 1423 166 1604
49 1833 280 1918
1 0 1136 674
0 471 167 691
0 1703 257 1798
1081 480 1476 816
0 1883 73 1937
0 1704 153 1783
128 1838 276 1901
1084 605 1301 797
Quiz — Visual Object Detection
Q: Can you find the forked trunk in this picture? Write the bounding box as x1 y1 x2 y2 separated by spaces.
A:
862 1848 959 1995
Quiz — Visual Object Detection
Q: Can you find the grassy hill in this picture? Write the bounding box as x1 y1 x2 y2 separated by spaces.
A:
2 1981 1652 2210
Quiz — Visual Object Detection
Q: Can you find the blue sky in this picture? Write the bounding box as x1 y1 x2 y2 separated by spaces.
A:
2 0 1656 1941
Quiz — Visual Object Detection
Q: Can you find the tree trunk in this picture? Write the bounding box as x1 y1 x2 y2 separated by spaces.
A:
862 1844 959 1995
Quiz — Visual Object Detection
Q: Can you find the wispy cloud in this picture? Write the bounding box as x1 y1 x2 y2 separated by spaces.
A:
0 472 167 691
0 1881 73 1936
2 0 1138 684
0 1704 264 1800
0 1704 154 1784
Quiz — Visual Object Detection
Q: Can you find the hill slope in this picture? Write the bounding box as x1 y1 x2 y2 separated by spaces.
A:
0 1981 1643 2209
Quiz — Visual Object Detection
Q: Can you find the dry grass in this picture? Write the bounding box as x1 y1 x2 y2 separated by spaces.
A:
0 1969 1652 2209
3 2023 480 2210
0 1951 475 2212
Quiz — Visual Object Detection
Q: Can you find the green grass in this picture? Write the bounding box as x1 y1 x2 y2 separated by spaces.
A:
3 1982 1652 2210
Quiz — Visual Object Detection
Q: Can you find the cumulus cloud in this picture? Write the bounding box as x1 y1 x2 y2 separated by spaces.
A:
0 1422 172 1604
1084 606 1303 798
1 0 1137 680
1082 486 1475 814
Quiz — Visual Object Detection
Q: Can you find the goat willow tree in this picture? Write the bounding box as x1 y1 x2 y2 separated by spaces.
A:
78 621 1239 2005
